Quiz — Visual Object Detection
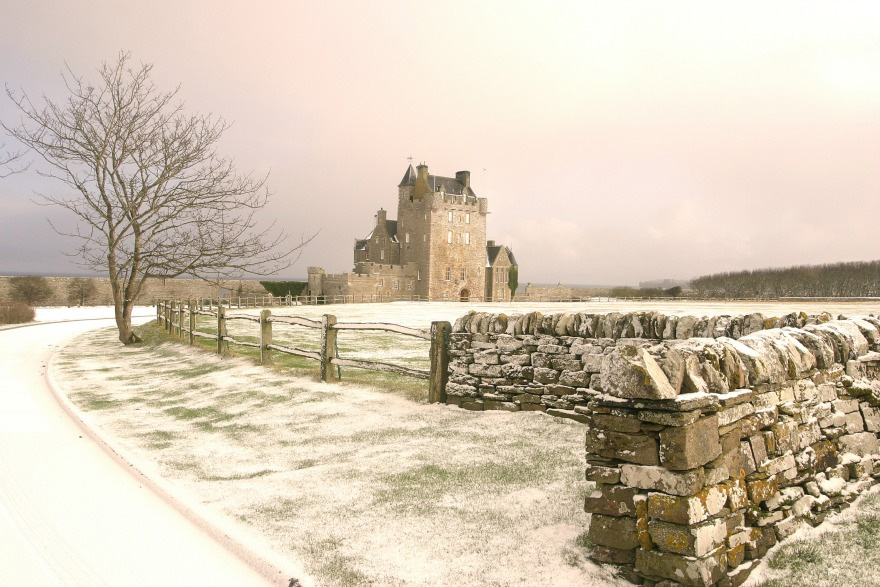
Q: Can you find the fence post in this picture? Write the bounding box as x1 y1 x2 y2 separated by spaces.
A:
177 300 184 337
188 299 195 345
156 301 161 324
217 305 226 354
260 309 272 365
166 301 173 332
320 314 338 382
429 321 450 403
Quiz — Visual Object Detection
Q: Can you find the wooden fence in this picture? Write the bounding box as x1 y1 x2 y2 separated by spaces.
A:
156 300 449 403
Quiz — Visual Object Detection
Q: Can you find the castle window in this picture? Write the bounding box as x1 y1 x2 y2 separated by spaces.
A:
448 211 453 222
375 237 379 243
447 231 452 244
423 234 427 243
466 213 470 224
380 249 385 260
445 267 451 281
465 232 470 245
378 279 384 287
407 280 413 291
460 268 466 281
405 233 410 243
417 270 421 281
393 279 399 290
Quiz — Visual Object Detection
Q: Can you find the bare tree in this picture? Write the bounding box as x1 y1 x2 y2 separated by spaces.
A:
66 277 97 306
0 141 28 177
9 275 53 305
4 53 308 344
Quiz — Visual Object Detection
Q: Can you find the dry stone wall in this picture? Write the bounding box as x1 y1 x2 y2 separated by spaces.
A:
448 309 880 586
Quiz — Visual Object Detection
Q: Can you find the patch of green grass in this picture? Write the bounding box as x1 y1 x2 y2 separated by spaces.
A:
203 469 275 481
164 405 232 422
768 542 822 572
140 430 176 449
71 392 118 411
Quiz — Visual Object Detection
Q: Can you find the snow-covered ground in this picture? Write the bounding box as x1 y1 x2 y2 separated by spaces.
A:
0 315 279 586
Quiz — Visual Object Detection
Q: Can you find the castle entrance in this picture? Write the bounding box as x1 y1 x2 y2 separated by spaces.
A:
459 288 470 302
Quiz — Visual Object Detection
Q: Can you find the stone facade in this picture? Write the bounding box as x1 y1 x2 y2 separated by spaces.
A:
309 163 517 301
447 308 880 586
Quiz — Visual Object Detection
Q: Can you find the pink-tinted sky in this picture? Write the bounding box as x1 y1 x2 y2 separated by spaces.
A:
1 1 879 285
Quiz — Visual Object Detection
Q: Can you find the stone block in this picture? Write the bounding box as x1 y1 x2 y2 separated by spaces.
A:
588 513 640 550
601 346 679 400
862 405 880 432
460 399 484 411
532 367 560 385
495 335 523 353
589 413 642 433
468 363 503 378
579 354 603 374
647 484 728 525
838 432 879 456
559 369 590 387
649 517 727 557
584 484 640 517
748 434 768 468
551 357 582 371
739 441 757 476
499 354 530 366
589 544 636 565
620 464 705 496
483 400 518 412
759 454 796 476
638 409 702 427
585 464 621 484
473 350 500 365
717 403 756 427
772 421 799 455
747 476 779 504
635 547 726 587
586 428 660 466
660 415 722 471
514 393 542 405
722 476 749 510
843 410 866 434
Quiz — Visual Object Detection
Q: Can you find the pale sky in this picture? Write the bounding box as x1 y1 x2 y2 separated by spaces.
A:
1 1 878 285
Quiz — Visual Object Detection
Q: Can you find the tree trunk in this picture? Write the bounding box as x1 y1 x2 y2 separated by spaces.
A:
116 299 142 345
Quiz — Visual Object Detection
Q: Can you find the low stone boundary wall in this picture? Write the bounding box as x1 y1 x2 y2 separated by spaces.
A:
447 309 880 586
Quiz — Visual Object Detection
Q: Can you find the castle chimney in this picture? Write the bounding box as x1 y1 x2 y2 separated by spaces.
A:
455 170 470 189
377 208 387 223
487 240 495 248
416 163 429 181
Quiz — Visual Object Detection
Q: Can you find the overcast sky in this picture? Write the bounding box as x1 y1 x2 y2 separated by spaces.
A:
1 1 878 286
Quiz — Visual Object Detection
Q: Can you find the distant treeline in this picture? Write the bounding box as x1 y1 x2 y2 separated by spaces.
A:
609 286 683 298
690 260 880 298
259 280 308 297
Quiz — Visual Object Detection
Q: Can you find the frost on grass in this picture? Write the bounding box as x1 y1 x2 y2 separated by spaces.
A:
748 487 880 587
53 323 624 587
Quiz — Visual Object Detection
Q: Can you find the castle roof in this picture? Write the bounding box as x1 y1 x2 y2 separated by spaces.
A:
385 220 399 242
398 164 417 186
399 164 477 197
428 175 477 197
354 239 368 251
487 244 517 268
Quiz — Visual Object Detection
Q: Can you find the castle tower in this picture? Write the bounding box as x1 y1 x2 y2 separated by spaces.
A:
396 163 488 300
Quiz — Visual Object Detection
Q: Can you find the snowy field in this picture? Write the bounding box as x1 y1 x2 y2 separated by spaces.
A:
52 321 622 587
45 300 880 586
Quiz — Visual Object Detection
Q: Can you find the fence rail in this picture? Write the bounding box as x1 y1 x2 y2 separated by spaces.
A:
156 300 449 402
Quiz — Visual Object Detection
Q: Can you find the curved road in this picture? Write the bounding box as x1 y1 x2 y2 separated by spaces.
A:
0 315 280 586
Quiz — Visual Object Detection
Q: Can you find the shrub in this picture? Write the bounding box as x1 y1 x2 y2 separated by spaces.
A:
9 275 54 305
259 280 308 298
0 301 36 325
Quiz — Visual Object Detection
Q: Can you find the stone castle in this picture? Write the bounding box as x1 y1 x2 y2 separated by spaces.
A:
308 163 517 301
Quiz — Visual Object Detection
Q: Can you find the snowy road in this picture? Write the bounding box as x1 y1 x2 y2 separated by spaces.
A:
0 313 277 586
